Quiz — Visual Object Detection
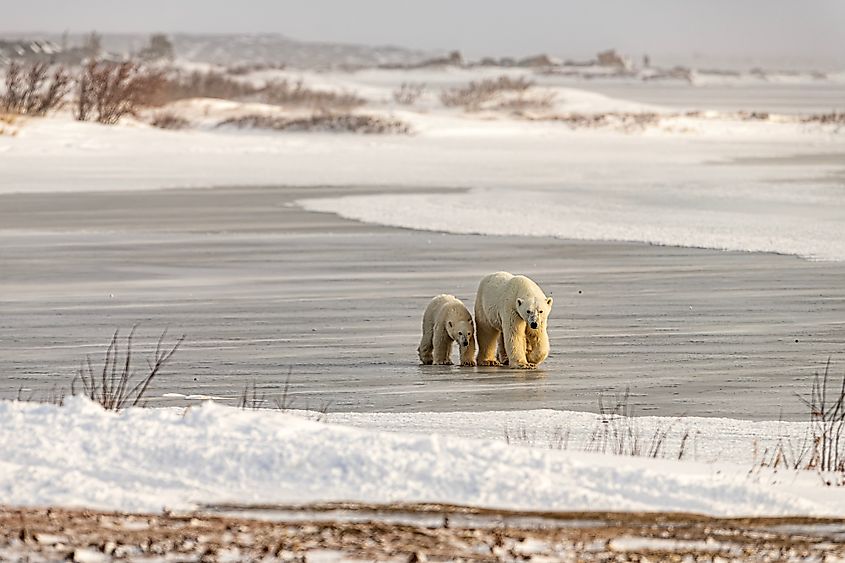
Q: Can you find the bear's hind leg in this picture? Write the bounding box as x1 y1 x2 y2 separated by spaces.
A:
475 321 501 366
496 332 509 366
418 324 434 365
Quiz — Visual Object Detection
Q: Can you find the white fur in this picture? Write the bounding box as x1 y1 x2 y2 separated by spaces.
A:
418 294 477 366
474 272 552 369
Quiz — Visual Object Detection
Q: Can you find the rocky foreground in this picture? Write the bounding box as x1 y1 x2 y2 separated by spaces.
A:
2 503 844 562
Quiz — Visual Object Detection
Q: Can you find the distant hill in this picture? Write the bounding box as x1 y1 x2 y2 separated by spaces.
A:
0 32 435 68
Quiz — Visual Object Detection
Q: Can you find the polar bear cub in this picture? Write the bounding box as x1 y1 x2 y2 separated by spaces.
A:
475 272 552 369
418 294 477 366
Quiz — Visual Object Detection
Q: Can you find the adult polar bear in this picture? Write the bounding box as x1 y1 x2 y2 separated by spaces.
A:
475 272 553 369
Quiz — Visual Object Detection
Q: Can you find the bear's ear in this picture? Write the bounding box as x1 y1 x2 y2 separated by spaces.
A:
447 320 453 328
546 297 553 307
516 298 523 307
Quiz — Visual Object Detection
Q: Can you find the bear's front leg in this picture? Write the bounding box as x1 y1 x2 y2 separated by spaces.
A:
432 332 454 365
459 339 477 366
526 328 549 366
502 317 533 369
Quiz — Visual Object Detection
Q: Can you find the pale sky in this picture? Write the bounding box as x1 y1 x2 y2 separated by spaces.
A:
4 0 844 68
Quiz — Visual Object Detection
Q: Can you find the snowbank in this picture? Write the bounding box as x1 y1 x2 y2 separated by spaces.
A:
1 398 843 517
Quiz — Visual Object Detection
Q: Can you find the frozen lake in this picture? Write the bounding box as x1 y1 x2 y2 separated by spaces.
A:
1 184 843 420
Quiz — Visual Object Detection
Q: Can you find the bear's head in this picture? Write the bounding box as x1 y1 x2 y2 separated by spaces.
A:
447 318 475 350
516 295 553 330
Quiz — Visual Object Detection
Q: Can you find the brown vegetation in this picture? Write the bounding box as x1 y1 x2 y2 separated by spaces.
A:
1 61 71 116
156 70 259 103
76 60 166 124
154 71 364 111
218 113 411 134
440 75 554 112
262 79 364 111
149 111 191 130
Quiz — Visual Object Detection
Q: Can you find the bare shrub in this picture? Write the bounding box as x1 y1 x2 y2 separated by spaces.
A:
1 61 71 116
217 113 411 134
393 82 425 105
76 60 166 124
149 111 191 130
262 79 364 111
71 328 184 411
440 75 536 111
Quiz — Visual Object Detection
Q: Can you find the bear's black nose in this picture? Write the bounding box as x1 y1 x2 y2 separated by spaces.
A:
530 322 538 329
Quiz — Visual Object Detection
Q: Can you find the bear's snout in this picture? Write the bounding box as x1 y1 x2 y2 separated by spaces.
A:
530 321 539 329
461 338 469 347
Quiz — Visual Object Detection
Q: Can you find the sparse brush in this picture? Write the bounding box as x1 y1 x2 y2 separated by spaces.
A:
149 111 191 130
262 79 364 111
440 75 537 111
1 61 71 117
71 328 184 411
392 82 425 105
217 113 411 134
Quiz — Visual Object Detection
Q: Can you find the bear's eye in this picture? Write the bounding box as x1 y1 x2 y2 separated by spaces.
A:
539 310 544 314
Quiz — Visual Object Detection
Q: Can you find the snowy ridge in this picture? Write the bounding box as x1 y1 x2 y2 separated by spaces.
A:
1 398 844 517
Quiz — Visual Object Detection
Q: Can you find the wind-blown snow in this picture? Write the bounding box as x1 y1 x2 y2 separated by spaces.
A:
1 398 844 517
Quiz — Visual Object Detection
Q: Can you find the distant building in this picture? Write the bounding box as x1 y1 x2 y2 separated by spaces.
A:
0 39 61 63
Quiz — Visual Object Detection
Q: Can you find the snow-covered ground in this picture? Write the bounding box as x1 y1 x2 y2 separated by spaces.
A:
1 397 843 517
2 67 843 261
